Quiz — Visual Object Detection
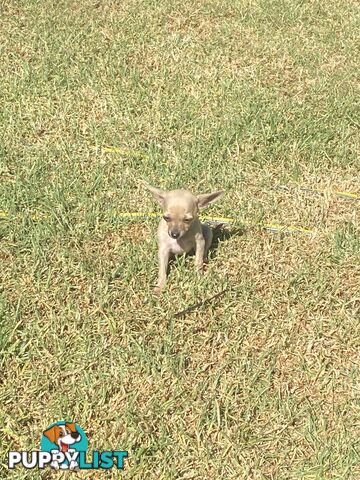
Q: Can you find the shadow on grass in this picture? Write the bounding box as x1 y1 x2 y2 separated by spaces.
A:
168 223 245 269
208 223 246 258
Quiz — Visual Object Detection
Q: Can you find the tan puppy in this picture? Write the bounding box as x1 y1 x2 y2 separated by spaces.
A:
143 182 224 292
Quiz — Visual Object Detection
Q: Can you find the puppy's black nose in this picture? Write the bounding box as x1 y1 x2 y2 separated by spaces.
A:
169 230 180 239
71 432 80 439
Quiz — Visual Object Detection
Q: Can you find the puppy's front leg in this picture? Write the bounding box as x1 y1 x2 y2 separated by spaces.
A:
51 461 60 470
202 224 213 262
155 246 170 293
194 233 205 273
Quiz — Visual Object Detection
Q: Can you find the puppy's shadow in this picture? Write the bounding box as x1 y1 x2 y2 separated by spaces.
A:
208 223 246 259
169 223 245 268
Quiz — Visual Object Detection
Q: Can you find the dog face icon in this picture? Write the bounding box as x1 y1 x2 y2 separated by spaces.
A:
43 423 81 453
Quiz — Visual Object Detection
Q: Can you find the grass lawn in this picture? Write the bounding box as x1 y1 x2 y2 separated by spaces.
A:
0 0 359 478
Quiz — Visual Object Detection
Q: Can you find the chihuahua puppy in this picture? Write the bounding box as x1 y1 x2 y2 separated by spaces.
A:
142 182 224 292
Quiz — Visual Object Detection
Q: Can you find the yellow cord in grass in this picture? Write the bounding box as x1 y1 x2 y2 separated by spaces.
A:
113 211 160 219
93 146 148 158
113 211 314 235
335 191 360 200
0 211 49 221
0 209 314 234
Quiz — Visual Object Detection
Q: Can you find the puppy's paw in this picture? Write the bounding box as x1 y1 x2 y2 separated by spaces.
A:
195 264 204 274
154 284 165 294
51 461 60 470
69 461 79 470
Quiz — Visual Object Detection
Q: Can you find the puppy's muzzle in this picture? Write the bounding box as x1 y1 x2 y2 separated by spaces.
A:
169 230 180 239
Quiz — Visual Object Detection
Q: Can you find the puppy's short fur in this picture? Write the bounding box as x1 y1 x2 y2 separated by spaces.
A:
143 182 224 292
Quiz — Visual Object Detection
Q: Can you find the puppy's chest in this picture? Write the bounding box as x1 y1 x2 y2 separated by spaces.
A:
168 237 195 255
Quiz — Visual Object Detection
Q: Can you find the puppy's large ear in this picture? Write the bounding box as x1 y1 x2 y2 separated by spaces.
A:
141 180 166 206
66 423 76 433
43 425 59 444
197 190 224 209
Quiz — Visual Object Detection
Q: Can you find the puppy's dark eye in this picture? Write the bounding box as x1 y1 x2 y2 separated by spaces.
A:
184 218 193 223
163 216 171 222
59 431 64 437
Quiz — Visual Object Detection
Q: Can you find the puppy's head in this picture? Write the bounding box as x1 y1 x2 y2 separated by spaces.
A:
142 181 224 239
43 423 81 452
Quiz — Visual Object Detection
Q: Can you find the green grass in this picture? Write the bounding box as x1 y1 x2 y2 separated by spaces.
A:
0 0 359 478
